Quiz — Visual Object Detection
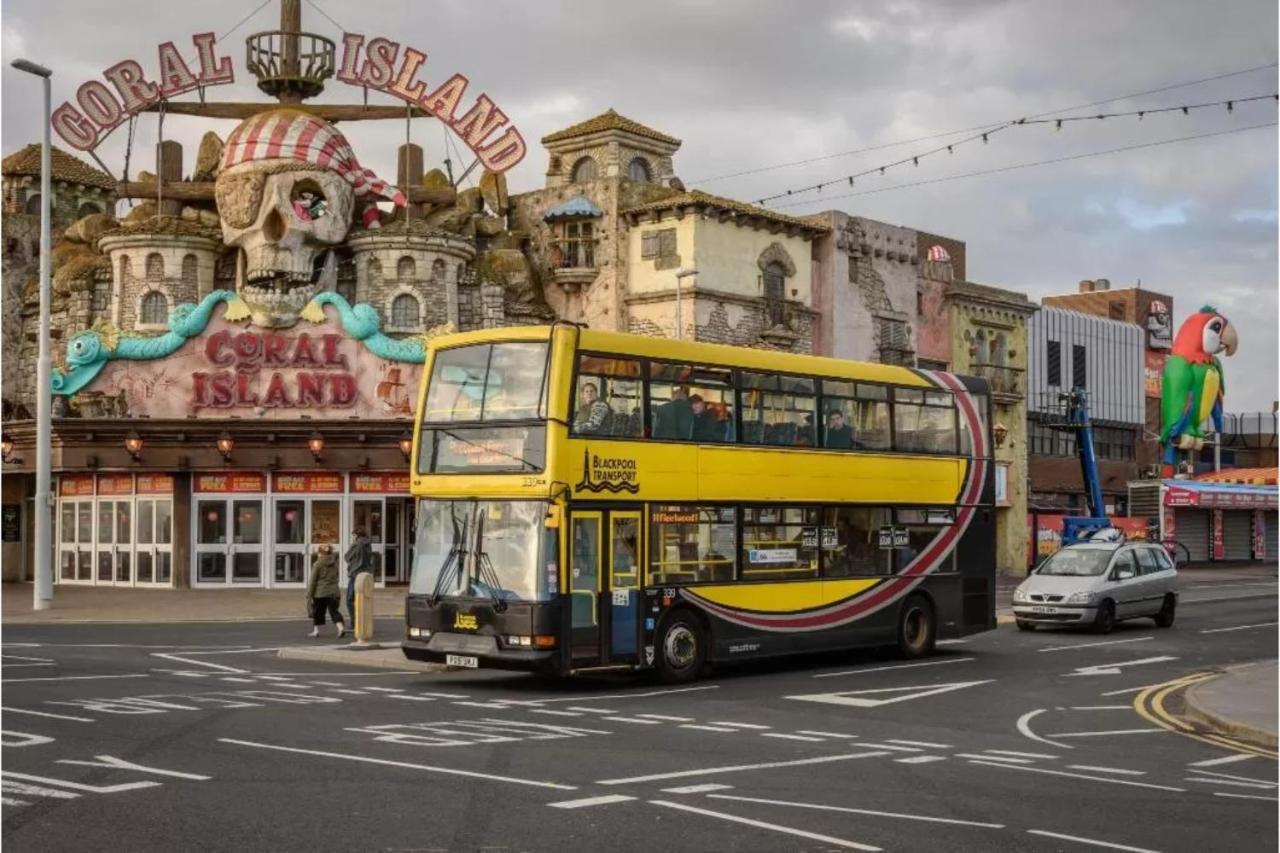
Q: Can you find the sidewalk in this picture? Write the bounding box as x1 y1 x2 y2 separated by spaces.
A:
1183 660 1279 750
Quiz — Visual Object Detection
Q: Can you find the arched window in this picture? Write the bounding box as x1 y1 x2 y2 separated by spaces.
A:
145 253 164 281
431 258 446 281
627 157 651 182
390 293 419 328
571 157 597 183
23 193 42 215
397 256 416 281
181 254 199 285
763 261 786 301
140 291 168 325
78 202 103 218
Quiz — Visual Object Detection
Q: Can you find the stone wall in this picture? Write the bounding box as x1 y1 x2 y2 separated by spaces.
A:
348 228 475 333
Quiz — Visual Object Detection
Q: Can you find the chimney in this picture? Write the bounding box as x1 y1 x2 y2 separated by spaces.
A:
1095 278 1111 291
1079 280 1095 293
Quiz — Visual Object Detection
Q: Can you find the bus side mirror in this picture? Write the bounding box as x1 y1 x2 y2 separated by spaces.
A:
545 504 563 529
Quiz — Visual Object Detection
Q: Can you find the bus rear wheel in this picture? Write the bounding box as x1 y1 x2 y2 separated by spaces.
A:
896 595 936 659
656 611 705 684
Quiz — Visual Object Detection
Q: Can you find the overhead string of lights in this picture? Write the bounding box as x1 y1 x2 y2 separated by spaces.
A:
753 91 1278 206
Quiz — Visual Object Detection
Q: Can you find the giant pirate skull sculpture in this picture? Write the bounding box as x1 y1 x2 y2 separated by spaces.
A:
214 109 405 327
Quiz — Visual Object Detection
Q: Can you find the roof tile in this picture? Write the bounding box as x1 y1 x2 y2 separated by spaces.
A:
542 109 681 146
2 144 115 191
621 189 829 235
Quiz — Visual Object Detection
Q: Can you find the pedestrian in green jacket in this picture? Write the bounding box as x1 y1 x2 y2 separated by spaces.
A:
307 545 346 638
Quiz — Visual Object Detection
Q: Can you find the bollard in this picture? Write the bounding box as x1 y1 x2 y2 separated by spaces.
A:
354 573 376 644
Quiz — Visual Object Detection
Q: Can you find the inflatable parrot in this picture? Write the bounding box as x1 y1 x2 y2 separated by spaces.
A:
1160 306 1238 461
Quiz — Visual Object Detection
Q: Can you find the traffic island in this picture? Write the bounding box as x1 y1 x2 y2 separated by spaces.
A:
278 643 446 672
1183 660 1279 750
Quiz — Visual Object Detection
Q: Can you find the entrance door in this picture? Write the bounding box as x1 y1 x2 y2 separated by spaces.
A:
230 499 264 584
569 511 603 662
195 499 229 584
195 498 264 585
135 498 173 586
95 499 131 585
273 498 308 586
59 499 94 583
352 499 386 584
608 511 642 661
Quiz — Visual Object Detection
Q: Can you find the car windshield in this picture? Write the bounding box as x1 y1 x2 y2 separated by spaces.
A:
1035 548 1113 577
410 500 556 602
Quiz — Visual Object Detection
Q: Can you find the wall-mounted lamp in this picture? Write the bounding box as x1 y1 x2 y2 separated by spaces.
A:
993 422 1009 449
308 430 325 461
124 429 144 461
216 430 235 461
1 434 15 463
398 430 413 461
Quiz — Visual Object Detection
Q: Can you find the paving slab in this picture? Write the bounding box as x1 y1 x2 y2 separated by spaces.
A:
1184 659 1279 749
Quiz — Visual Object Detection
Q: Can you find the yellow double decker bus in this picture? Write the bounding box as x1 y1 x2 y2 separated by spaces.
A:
403 324 995 681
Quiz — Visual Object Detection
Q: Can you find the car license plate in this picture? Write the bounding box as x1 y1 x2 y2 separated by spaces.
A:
1031 606 1059 614
445 654 478 669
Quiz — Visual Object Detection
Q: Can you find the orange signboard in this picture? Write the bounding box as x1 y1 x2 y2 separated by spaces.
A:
96 474 134 496
349 472 411 494
58 475 95 497
194 472 267 493
272 472 345 494
135 474 175 495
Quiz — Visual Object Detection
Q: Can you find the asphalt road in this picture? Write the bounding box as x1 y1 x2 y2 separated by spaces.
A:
2 584 1276 853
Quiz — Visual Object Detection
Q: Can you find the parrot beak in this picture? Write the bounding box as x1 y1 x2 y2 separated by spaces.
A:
1221 322 1238 356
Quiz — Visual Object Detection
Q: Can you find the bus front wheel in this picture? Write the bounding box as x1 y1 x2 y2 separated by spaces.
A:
896 595 936 659
656 611 705 684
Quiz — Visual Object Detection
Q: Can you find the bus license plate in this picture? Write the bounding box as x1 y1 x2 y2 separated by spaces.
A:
1031 606 1059 614
446 654 478 668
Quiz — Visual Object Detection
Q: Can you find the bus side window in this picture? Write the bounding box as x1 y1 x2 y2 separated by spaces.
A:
573 355 643 437
893 388 957 454
821 506 891 576
740 372 815 447
649 362 734 443
649 505 737 583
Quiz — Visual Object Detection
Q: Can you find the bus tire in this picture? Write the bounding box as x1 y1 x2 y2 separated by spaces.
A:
655 610 705 684
896 595 936 659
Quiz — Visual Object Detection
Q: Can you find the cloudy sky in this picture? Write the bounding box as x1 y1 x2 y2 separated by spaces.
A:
3 0 1276 410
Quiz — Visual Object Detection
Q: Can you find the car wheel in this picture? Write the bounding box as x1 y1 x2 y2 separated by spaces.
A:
1093 599 1116 635
897 595 936 659
656 610 705 684
1015 619 1035 631
1153 594 1176 628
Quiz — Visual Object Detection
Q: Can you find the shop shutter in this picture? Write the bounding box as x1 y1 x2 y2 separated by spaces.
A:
1175 509 1209 562
1265 513 1278 563
1223 511 1252 561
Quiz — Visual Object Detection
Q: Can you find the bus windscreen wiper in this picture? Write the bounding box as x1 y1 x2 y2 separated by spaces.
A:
471 512 509 613
429 511 468 606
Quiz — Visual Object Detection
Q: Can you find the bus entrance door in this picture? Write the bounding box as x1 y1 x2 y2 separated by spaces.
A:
569 512 603 663
569 509 643 666
608 511 642 663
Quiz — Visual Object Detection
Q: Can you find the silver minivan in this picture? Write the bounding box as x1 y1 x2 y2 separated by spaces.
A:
1012 542 1178 633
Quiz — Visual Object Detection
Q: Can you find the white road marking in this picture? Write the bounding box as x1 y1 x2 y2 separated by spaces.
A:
530 709 584 717
710 721 771 730
1100 683 1165 696
329 689 370 695
0 707 93 723
566 706 617 714
361 687 404 693
597 751 891 785
895 755 946 764
451 701 510 709
1185 769 1275 785
968 760 1185 792
985 749 1060 759
385 695 439 703
935 639 968 645
57 755 210 781
2 780 78 800
662 783 733 794
218 738 577 789
1026 829 1159 852
956 753 1031 764
796 730 858 739
1 731 54 748
1066 656 1178 677
813 656 975 679
1016 710 1071 750
0 664 54 669
2 674 149 685
1069 705 1132 711
1199 622 1279 634
1049 729 1166 738
255 675 295 682
1213 792 1277 802
1189 753 1257 768
548 794 635 809
636 714 694 722
1067 766 1146 776
1 655 54 664
761 733 825 742
886 739 951 748
650 799 881 852
788 679 993 708
1185 777 1275 790
309 681 346 687
2 771 160 794
1039 636 1153 653
679 724 738 733
603 716 661 724
219 677 256 683
151 648 279 674
706 793 1006 829
858 743 924 752
508 685 718 706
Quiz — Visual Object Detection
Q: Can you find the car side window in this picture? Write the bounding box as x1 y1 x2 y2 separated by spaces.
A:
1152 547 1174 572
1135 547 1161 575
1112 551 1137 578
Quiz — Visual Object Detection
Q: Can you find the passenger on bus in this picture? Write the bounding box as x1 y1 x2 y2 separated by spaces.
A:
653 386 693 439
573 381 612 434
825 410 855 449
689 395 724 442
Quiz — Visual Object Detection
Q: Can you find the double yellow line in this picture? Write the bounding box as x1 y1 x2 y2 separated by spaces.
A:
1134 672 1278 759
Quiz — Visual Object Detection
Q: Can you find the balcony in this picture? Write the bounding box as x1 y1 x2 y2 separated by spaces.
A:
246 30 336 100
971 363 1026 402
549 237 599 293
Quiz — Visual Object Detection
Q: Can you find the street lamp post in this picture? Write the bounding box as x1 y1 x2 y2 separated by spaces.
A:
674 267 698 340
12 58 54 611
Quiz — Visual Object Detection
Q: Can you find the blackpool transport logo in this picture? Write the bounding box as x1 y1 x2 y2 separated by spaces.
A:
574 449 640 494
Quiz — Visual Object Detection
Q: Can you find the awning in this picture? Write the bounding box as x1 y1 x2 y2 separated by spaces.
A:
543 195 603 221
1162 479 1278 510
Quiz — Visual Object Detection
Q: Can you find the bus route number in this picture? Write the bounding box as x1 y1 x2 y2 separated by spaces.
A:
522 476 546 488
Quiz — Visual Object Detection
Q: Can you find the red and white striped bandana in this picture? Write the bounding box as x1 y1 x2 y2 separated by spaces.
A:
221 109 406 229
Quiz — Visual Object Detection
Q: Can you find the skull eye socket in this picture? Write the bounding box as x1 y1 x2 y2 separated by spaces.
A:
292 180 329 221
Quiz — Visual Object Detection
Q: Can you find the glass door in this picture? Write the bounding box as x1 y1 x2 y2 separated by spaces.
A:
134 498 173 586
352 499 386 584
95 500 117 584
608 511 642 661
195 499 229 585
231 499 264 584
59 500 93 584
569 511 602 662
384 500 403 583
273 499 307 586
112 500 132 585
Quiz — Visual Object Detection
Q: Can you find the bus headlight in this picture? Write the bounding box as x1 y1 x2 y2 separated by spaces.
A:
505 635 556 648
408 627 431 638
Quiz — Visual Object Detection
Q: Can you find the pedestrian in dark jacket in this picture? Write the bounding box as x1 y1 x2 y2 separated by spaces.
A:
306 545 345 638
345 526 375 627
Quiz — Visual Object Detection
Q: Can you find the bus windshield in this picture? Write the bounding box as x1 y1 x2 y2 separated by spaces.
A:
410 500 556 602
423 342 549 424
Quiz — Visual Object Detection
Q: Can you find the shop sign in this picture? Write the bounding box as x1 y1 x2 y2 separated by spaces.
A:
272 472 345 494
1144 351 1165 398
53 33 235 151
59 475 95 497
196 331 356 410
96 474 134 496
1164 486 1198 507
336 34 525 173
350 472 410 494
194 472 267 493
1253 510 1267 560
136 474 175 495
1162 504 1177 548
1211 509 1225 560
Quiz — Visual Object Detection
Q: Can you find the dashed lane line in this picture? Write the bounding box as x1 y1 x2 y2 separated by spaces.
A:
985 749 1059 759
710 721 771 730
636 714 694 722
1184 777 1275 790
661 783 733 794
679 724 738 733
566 707 617 714
649 799 881 852
1067 766 1146 776
501 685 719 706
1189 753 1257 768
0 707 93 723
1198 622 1278 634
530 709 585 717
761 733 825 742
597 750 892 785
796 731 858 739
1048 729 1168 738
813 656 974 680
858 743 923 752
1185 769 1276 786
603 716 662 725
1213 792 1278 802
2 674 150 685
967 760 1186 792
885 739 951 748
548 794 635 809
705 793 1006 829
895 756 946 764
1026 829 1159 853
956 753 1032 764
1038 637 1153 653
